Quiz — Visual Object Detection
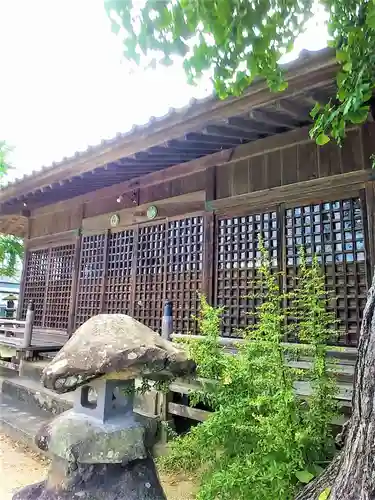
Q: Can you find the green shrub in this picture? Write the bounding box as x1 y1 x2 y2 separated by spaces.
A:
159 247 338 500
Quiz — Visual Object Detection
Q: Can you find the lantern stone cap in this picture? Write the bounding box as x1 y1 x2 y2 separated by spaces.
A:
2 293 18 301
42 314 195 393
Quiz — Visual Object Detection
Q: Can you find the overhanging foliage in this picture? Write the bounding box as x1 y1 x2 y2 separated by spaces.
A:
105 0 375 158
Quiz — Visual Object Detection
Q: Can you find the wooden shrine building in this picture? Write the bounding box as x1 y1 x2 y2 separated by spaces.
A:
0 48 374 352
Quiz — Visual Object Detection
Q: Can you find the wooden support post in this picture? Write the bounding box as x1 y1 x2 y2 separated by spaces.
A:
17 215 31 321
23 300 35 348
157 389 174 444
159 301 174 444
203 166 216 304
68 231 82 336
99 229 110 314
161 300 173 340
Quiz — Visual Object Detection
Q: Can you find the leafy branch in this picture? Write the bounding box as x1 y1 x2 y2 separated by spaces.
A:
0 141 23 277
106 0 375 163
159 249 338 499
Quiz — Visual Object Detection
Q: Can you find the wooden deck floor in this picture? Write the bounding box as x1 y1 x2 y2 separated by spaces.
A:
0 327 68 352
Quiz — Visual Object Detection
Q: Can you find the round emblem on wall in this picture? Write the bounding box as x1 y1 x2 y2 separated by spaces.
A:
147 205 158 220
110 213 120 227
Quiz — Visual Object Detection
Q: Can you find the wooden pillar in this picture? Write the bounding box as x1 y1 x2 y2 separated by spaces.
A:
161 300 173 340
41 248 52 328
23 299 35 348
17 215 31 320
130 226 139 318
68 231 82 336
99 229 110 313
203 166 216 304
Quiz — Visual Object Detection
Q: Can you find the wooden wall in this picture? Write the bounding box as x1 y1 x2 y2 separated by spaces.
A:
215 126 374 200
28 171 206 239
21 123 375 343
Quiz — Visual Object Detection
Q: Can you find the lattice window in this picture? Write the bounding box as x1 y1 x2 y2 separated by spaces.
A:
75 233 106 328
285 198 367 346
165 216 204 334
215 211 279 337
44 245 75 330
22 249 49 325
104 229 134 315
134 224 165 332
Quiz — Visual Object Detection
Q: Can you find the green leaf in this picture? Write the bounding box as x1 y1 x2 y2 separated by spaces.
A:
347 106 369 124
336 50 348 62
295 470 314 484
366 11 375 29
343 62 352 72
310 102 321 118
363 91 372 102
318 487 331 500
338 88 347 102
277 81 288 92
316 133 330 146
336 71 346 88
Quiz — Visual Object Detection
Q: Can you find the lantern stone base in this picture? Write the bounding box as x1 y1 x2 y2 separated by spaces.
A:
13 457 166 500
35 409 147 465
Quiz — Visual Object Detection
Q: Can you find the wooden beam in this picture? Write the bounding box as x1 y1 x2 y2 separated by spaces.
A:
148 145 212 156
168 402 211 422
135 149 202 160
227 116 275 135
205 124 257 140
30 148 232 217
167 140 220 153
274 99 313 121
82 191 206 233
170 334 358 357
25 229 79 250
186 132 242 146
251 109 297 129
211 169 372 213
134 151 202 163
115 158 185 168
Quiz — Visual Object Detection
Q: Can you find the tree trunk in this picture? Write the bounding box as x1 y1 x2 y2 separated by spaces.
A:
296 271 375 500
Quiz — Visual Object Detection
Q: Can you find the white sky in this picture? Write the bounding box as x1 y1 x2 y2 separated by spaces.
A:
0 0 328 182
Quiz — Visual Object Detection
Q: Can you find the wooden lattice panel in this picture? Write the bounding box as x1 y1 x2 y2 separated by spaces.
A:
104 229 134 315
285 198 368 346
22 249 49 325
165 216 204 334
134 223 165 332
75 233 106 328
44 245 75 330
215 211 279 336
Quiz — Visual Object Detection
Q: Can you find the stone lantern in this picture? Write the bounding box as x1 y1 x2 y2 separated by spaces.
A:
13 314 195 500
3 293 18 319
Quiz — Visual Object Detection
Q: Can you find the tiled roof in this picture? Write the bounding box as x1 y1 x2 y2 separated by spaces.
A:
4 49 335 187
0 47 337 220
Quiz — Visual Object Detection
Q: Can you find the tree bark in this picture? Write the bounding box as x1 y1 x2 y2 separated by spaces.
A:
296 270 375 500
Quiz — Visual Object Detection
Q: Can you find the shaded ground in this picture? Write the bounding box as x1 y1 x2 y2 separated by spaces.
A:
0 434 196 500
